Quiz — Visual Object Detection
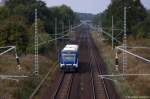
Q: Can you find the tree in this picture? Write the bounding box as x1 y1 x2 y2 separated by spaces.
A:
94 0 148 41
0 16 29 53
0 0 76 54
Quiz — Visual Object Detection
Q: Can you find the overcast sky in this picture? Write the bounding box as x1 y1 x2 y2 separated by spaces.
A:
42 0 150 14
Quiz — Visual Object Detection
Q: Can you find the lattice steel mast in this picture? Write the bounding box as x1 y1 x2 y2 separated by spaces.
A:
123 7 127 74
34 8 39 76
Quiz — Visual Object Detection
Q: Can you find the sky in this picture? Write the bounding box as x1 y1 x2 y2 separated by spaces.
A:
42 0 150 14
42 0 111 14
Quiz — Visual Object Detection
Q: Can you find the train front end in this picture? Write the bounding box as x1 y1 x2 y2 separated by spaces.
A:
59 44 79 72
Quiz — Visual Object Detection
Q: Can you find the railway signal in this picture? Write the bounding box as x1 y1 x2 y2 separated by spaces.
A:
15 48 21 71
115 52 119 71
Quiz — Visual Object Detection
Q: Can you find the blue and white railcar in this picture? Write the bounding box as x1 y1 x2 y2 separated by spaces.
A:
59 44 79 72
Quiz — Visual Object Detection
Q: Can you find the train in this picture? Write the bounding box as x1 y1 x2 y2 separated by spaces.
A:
59 44 79 72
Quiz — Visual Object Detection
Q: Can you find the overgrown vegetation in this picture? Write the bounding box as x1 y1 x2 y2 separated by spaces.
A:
91 30 150 98
0 0 79 98
0 54 54 99
93 0 150 42
93 0 150 97
0 0 77 54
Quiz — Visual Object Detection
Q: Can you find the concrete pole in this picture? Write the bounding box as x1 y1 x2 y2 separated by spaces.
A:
112 16 114 50
55 18 57 51
69 19 71 41
62 21 64 46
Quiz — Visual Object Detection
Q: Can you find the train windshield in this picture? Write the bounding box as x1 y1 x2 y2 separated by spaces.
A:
62 54 75 62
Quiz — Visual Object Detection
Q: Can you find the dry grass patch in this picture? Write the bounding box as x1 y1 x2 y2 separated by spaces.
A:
91 31 150 98
0 54 55 99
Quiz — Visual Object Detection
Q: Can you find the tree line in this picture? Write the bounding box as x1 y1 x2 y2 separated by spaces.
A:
93 0 150 43
0 0 77 54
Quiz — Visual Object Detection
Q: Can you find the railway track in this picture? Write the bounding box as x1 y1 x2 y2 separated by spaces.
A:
90 49 110 99
89 41 96 99
47 25 119 99
87 31 111 99
52 73 74 99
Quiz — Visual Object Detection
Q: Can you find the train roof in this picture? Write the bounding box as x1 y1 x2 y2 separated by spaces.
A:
62 44 79 52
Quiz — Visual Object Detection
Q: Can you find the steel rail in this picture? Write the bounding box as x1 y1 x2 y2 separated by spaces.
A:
88 33 96 99
52 73 65 99
89 33 110 99
52 73 74 99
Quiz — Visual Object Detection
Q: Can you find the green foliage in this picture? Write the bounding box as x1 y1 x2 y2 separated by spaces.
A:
48 5 75 33
93 0 149 40
0 15 28 53
132 14 150 38
0 0 76 55
93 13 101 25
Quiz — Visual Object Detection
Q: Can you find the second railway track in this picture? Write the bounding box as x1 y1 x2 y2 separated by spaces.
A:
88 31 110 99
48 25 119 99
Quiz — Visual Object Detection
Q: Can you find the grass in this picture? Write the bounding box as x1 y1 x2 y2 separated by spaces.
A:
34 62 58 99
91 31 150 98
92 33 139 99
0 53 56 99
126 37 150 96
0 38 68 99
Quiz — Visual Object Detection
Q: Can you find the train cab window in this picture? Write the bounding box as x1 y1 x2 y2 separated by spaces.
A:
62 54 75 62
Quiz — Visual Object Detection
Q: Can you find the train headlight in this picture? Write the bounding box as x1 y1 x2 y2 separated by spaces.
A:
74 64 78 68
60 64 64 68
